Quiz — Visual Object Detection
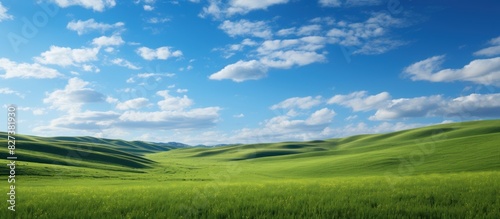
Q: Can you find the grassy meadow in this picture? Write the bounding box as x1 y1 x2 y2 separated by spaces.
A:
1 120 500 218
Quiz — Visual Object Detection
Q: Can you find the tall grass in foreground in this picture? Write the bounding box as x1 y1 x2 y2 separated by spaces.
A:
4 171 499 219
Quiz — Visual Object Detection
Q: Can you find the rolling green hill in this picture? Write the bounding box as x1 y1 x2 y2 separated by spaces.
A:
148 119 500 180
1 120 500 218
0 133 177 173
1 119 499 178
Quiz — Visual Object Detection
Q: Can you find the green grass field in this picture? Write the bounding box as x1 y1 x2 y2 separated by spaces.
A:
1 120 500 218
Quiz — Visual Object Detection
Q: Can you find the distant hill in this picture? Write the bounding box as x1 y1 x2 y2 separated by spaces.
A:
173 119 500 177
0 133 184 172
1 119 499 178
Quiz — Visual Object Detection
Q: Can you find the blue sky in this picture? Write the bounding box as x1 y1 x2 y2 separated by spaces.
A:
0 0 499 145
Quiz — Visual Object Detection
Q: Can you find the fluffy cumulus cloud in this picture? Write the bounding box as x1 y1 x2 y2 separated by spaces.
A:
327 90 500 121
327 91 391 111
474 36 500 57
319 0 383 7
92 35 124 47
0 58 62 79
38 83 222 133
67 19 124 35
117 107 220 129
136 46 183 60
326 12 405 54
370 93 500 120
50 0 116 12
271 96 322 110
116 98 149 110
404 55 500 86
211 36 327 82
40 111 121 130
209 60 268 82
44 78 106 113
0 2 13 21
157 90 194 111
230 107 336 143
219 19 272 38
201 0 289 18
35 46 100 67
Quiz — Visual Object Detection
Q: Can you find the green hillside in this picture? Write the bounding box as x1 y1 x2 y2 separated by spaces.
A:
1 119 499 178
0 133 175 173
1 120 500 218
148 119 500 180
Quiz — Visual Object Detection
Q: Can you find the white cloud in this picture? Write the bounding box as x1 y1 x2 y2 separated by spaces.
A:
37 110 121 131
200 0 223 19
297 24 322 36
227 0 289 16
143 5 154 11
212 36 327 82
147 17 170 24
50 0 116 12
116 98 149 110
233 113 245 118
345 115 358 121
0 58 62 79
219 19 272 38
0 88 24 98
370 93 500 120
67 19 124 35
257 36 327 69
201 0 289 18
176 88 188 93
82 64 100 73
319 0 382 7
260 50 326 69
138 72 175 78
326 12 405 54
92 35 124 47
404 55 500 86
136 46 183 60
117 107 220 129
209 60 268 82
328 91 391 111
319 0 341 7
0 2 13 21
44 78 106 113
35 46 99 67
271 96 322 110
111 58 140 70
17 107 47 115
474 36 500 57
126 72 174 83
157 90 194 111
231 108 336 143
217 38 258 58
276 28 296 36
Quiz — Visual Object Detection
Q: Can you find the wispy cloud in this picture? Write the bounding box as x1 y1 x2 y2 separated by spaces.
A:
136 46 183 60
0 2 13 21
404 55 500 87
0 58 62 79
67 19 124 35
474 36 500 57
50 0 116 12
